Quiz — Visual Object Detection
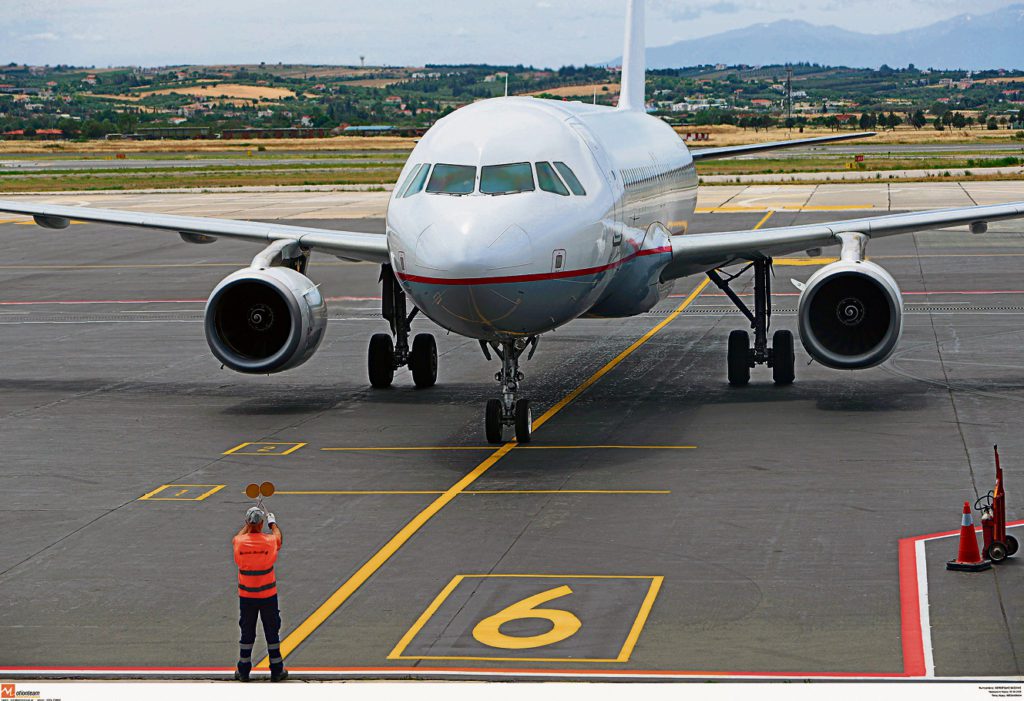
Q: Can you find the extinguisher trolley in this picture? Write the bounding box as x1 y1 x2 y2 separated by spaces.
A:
975 445 1019 563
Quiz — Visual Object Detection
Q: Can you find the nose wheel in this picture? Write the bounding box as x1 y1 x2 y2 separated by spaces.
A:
710 257 795 386
368 263 437 389
481 338 537 444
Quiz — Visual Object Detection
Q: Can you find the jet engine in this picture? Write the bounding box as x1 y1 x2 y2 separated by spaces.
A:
205 266 327 374
796 258 902 370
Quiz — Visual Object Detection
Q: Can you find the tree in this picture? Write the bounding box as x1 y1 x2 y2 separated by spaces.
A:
934 117 945 131
988 117 999 130
886 112 903 130
910 110 927 129
951 112 966 129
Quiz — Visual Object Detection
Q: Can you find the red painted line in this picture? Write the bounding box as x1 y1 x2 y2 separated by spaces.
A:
397 247 672 286
898 537 926 677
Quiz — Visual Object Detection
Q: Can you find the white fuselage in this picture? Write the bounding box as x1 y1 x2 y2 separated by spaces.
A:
385 97 698 340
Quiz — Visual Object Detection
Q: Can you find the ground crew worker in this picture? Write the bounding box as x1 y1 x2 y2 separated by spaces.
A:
232 505 287 682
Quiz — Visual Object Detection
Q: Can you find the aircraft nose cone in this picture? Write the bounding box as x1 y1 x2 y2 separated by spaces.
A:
414 221 533 275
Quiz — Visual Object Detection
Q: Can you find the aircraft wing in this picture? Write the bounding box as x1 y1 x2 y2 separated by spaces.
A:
661 201 1024 281
0 199 390 263
689 132 876 161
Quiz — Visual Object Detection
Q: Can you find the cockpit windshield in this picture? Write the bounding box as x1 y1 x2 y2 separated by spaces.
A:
553 162 586 196
426 164 476 195
480 162 535 195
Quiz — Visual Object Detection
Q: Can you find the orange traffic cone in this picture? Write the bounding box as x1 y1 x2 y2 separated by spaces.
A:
947 501 992 572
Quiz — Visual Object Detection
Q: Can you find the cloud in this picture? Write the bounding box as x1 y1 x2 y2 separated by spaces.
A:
25 32 60 41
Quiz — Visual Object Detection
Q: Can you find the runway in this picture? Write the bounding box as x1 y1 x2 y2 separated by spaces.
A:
0 202 1021 681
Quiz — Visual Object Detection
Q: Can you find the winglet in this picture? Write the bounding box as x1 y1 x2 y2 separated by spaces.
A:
617 0 645 111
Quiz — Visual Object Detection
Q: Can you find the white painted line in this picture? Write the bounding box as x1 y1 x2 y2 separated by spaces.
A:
915 539 935 677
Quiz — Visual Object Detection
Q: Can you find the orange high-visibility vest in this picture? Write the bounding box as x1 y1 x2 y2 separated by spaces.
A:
232 533 279 598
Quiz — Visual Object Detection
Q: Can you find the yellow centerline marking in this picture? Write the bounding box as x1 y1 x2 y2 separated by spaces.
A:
260 213 774 667
319 444 696 451
274 489 671 495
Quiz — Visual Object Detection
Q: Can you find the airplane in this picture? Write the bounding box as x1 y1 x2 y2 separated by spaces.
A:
2 0 1023 445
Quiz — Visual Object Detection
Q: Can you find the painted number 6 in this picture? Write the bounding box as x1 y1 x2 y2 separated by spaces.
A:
472 585 582 650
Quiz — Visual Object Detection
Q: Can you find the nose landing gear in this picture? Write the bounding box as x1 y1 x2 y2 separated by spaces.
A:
368 263 437 389
708 256 796 387
481 337 538 444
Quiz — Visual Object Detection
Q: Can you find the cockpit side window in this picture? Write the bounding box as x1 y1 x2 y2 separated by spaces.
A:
480 162 535 195
400 163 430 198
554 162 586 196
426 164 476 195
536 162 569 196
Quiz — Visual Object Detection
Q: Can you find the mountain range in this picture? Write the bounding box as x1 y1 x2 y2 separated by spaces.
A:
618 4 1024 70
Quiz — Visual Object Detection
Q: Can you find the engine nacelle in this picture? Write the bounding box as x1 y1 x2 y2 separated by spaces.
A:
797 259 902 369
205 266 327 374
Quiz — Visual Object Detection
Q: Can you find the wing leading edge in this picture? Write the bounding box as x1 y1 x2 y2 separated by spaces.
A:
662 200 1024 281
0 199 390 263
689 132 876 161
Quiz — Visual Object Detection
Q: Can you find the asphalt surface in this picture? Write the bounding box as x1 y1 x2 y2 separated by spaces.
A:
0 208 1021 681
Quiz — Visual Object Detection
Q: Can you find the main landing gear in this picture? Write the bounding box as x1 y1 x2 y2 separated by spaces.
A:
368 263 437 389
479 337 538 444
707 257 795 387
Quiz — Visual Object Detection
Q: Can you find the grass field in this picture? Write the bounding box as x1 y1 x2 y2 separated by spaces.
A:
0 136 419 154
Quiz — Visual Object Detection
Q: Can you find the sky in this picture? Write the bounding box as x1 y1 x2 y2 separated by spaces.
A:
1 0 1019 69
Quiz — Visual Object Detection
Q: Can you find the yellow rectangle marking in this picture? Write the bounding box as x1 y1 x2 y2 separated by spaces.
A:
387 574 465 661
223 441 306 456
139 484 225 501
257 220 770 668
388 574 663 663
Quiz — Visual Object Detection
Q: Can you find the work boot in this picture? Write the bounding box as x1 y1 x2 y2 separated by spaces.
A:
270 669 289 682
234 668 250 682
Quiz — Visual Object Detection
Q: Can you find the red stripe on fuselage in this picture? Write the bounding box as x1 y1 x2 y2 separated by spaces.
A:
396 246 672 286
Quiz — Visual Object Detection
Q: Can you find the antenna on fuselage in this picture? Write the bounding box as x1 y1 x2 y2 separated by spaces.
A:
617 0 645 112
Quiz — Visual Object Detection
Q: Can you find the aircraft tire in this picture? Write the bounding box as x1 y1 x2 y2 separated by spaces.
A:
772 330 795 385
368 333 395 388
514 399 532 443
410 333 438 388
485 399 504 444
728 330 751 386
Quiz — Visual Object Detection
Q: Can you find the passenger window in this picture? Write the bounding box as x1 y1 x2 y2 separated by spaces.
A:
536 162 569 196
480 162 535 195
426 164 476 195
401 163 430 198
554 162 586 196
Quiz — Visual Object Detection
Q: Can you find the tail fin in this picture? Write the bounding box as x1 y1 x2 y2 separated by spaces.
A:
617 0 645 111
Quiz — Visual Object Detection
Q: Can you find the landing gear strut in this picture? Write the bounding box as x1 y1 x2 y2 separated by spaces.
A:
368 263 437 389
707 257 795 386
480 337 538 444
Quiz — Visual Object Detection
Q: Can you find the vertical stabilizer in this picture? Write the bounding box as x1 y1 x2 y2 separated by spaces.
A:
617 0 645 111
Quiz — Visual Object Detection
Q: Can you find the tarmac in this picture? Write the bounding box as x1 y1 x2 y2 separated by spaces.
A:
0 185 1021 681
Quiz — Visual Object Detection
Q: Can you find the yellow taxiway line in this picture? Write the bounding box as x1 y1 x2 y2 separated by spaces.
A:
696 205 873 213
256 212 775 668
274 489 671 496
319 444 697 451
